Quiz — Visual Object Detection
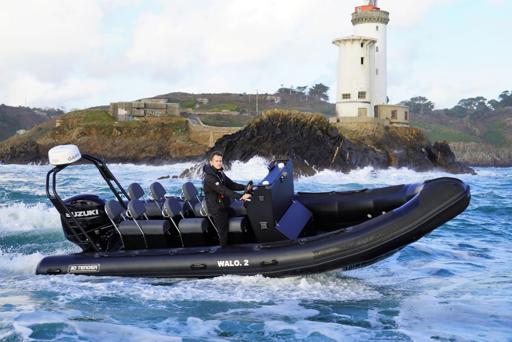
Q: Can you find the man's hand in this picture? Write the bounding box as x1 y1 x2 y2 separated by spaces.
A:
240 193 252 201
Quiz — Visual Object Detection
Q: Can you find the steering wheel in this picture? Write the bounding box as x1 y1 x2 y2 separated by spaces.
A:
245 180 254 194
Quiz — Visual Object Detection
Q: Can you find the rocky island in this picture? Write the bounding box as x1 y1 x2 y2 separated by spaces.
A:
182 110 474 177
0 107 474 176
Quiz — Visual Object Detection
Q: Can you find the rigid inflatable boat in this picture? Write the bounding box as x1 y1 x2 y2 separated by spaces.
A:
36 145 471 277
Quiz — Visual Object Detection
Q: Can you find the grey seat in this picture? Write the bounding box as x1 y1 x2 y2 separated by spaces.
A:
182 182 222 244
182 182 208 217
128 183 145 200
162 197 185 247
105 198 171 250
127 182 162 218
149 182 166 204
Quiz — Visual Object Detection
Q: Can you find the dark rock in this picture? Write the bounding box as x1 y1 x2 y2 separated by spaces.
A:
427 141 476 174
181 110 474 178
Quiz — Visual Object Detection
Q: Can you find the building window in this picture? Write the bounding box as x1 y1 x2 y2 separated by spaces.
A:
376 68 379 75
358 91 366 99
376 25 379 31
342 93 351 100
405 111 409 121
361 57 364 65
391 110 398 120
361 42 364 48
376 46 379 52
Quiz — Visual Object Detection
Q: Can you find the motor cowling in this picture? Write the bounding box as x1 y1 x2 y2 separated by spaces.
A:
61 194 119 252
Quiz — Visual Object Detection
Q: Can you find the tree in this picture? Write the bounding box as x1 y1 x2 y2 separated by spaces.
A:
308 83 329 101
498 90 512 107
457 97 489 112
296 86 308 94
487 99 501 110
399 96 434 115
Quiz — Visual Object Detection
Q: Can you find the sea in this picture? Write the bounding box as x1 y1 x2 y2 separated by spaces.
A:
0 158 510 342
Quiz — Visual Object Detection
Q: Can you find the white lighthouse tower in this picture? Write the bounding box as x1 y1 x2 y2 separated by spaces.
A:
333 0 401 121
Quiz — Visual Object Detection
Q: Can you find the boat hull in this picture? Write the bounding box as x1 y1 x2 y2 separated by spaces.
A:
36 177 470 277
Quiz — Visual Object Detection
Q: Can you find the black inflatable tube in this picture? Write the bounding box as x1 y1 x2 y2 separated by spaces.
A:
36 177 470 278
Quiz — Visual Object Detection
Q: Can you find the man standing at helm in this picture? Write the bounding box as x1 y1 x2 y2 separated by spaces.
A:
203 151 252 247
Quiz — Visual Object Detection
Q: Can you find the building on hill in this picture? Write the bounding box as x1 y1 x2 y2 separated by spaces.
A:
109 99 180 121
332 0 409 127
196 97 209 105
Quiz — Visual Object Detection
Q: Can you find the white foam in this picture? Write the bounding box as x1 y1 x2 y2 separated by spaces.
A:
222 300 318 320
0 247 78 275
71 321 182 342
8 273 380 307
264 319 372 341
299 166 454 186
10 311 183 342
216 158 485 187
0 250 46 274
156 317 222 341
225 156 271 181
0 202 61 235
118 273 380 303
396 292 512 341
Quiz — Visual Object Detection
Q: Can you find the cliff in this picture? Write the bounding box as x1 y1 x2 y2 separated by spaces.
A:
0 110 206 164
411 107 512 166
0 104 63 141
182 110 474 177
0 108 473 176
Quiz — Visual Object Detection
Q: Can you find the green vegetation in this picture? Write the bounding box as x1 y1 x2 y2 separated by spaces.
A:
403 90 512 149
308 83 330 101
198 114 252 127
180 99 196 109
412 122 479 143
205 103 241 112
252 109 329 129
276 83 330 101
482 121 508 147
66 110 115 125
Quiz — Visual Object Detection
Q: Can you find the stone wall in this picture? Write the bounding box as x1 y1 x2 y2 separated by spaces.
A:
188 122 240 147
109 100 180 121
375 104 410 127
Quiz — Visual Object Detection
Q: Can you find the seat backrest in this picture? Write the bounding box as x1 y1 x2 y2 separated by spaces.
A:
128 183 145 200
127 199 146 219
149 182 166 201
182 182 199 201
163 197 183 218
105 200 125 222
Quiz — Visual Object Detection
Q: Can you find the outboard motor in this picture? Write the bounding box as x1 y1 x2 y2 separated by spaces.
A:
47 145 129 252
61 194 118 252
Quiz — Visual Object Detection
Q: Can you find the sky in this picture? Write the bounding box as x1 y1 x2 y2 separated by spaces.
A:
0 0 510 111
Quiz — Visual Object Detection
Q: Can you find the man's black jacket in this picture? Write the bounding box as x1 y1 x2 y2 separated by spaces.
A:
202 164 245 215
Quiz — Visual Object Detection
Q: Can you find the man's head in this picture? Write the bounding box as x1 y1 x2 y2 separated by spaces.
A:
209 151 223 170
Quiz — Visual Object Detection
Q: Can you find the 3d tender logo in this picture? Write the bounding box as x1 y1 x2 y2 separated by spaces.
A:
68 264 100 273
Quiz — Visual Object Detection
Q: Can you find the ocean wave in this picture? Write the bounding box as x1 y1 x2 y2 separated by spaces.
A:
225 157 484 187
0 203 61 235
20 273 381 305
0 249 47 274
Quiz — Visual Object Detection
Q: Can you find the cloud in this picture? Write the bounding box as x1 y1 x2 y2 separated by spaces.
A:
0 0 508 109
0 1 108 82
382 0 456 28
3 74 110 109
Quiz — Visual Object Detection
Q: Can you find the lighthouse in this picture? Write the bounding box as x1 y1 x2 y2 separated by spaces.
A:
333 1 409 125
